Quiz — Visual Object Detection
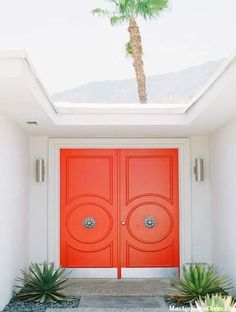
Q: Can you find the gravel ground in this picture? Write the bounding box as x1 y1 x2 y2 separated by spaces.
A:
2 298 80 312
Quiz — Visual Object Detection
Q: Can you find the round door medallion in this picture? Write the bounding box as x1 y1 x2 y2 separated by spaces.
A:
82 217 96 229
67 203 112 244
144 216 157 228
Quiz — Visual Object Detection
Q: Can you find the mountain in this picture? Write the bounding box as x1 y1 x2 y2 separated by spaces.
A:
52 60 223 104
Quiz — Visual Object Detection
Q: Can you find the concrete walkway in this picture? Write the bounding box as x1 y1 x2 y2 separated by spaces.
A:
63 278 176 296
46 279 175 311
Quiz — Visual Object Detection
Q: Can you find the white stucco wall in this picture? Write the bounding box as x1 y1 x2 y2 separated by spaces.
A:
29 137 48 263
210 119 236 295
0 115 29 311
29 136 212 268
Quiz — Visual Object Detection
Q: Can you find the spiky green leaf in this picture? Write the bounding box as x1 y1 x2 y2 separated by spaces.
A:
15 262 73 303
170 264 232 303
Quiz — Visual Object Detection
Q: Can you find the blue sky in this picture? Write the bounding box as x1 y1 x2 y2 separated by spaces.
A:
0 0 235 94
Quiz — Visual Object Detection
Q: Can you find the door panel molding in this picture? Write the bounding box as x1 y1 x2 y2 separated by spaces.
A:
48 138 192 277
60 149 118 268
119 149 179 269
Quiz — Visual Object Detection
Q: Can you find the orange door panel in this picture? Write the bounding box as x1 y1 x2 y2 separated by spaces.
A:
119 149 179 268
60 149 118 268
60 149 179 272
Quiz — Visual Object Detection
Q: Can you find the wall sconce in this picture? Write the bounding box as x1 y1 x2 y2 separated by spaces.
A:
194 158 204 182
36 159 45 182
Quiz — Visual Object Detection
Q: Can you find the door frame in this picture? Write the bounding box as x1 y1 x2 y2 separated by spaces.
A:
48 138 192 277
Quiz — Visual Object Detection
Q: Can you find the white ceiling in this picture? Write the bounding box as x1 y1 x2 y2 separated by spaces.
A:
0 50 236 138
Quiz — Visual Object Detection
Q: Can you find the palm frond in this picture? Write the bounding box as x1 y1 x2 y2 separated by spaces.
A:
91 8 111 17
92 0 169 23
137 0 169 19
125 41 133 57
110 15 127 25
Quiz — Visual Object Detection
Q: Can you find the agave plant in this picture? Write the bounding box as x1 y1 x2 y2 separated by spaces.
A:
193 294 236 312
171 263 231 303
15 262 72 303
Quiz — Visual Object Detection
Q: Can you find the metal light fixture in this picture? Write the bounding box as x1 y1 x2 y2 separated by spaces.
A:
36 159 45 182
26 121 38 125
194 158 204 182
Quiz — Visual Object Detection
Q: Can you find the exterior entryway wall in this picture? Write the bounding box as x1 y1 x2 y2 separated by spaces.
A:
0 115 29 311
28 136 211 277
210 119 236 296
60 149 179 278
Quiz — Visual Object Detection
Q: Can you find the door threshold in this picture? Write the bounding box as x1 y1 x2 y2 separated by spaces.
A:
65 268 178 279
121 268 178 278
65 268 117 278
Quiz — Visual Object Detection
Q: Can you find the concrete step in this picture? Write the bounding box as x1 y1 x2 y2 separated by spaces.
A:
46 295 169 312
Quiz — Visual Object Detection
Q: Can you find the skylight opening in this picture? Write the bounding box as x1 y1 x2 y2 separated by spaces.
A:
52 58 227 115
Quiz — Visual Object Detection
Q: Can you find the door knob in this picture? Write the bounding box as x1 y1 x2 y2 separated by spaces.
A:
121 221 126 225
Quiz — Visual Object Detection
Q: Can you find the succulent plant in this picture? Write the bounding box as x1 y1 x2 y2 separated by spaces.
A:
15 262 72 303
193 294 236 312
170 263 231 303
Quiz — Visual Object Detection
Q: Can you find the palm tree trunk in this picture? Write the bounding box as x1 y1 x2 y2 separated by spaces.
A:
128 17 147 104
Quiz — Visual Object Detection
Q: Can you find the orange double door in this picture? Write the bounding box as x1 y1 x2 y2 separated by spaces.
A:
60 149 179 278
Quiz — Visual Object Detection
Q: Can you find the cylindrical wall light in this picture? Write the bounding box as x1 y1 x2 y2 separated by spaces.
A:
194 158 204 182
36 159 45 182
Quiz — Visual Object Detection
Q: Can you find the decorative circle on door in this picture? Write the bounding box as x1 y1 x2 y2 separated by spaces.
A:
144 216 157 228
82 217 96 229
66 203 113 244
126 202 174 244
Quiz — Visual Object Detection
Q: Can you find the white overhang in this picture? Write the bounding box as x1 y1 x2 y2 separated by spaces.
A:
0 50 236 137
